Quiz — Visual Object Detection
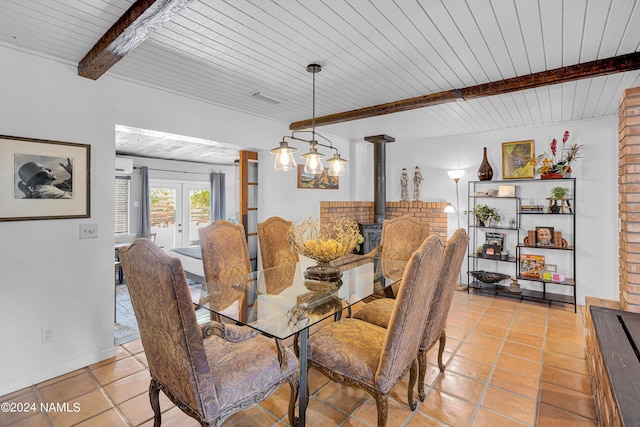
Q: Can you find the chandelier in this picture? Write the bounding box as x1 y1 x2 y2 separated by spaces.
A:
271 64 347 176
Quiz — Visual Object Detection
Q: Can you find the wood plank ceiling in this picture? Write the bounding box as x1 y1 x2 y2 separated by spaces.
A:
1 0 639 162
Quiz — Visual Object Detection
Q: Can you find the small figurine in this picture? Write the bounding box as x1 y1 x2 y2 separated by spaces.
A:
400 168 409 201
508 277 521 293
413 166 423 201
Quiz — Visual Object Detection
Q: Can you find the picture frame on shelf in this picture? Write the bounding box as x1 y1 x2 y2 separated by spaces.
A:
520 254 545 278
502 139 534 179
0 134 90 221
297 165 339 189
535 226 555 247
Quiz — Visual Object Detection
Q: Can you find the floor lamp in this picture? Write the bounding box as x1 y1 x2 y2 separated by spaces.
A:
446 169 466 290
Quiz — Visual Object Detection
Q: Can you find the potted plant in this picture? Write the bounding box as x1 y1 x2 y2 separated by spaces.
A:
549 186 569 213
467 204 501 227
550 186 569 199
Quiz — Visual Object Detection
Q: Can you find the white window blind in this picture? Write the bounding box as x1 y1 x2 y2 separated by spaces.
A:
114 176 130 235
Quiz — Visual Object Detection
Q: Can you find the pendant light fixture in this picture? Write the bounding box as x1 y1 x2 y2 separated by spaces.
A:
271 64 347 176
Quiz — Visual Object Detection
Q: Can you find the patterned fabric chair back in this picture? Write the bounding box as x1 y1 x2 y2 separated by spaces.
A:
119 239 219 419
376 235 443 390
379 216 430 261
257 216 298 269
421 228 468 351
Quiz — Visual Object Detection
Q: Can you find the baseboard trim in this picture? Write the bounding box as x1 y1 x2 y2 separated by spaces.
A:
0 346 116 396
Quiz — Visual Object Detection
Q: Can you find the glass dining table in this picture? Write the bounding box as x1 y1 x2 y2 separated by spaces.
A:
191 253 407 427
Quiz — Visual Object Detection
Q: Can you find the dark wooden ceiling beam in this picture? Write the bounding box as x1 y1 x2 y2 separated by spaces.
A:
289 52 640 131
78 0 195 80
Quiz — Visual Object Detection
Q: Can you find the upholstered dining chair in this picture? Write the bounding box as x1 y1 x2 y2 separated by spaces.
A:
353 228 469 401
307 235 444 427
198 220 252 322
118 238 299 427
366 215 430 298
257 216 298 294
257 216 298 268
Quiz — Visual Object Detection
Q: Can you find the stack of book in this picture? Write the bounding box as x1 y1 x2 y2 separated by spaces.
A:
521 205 544 212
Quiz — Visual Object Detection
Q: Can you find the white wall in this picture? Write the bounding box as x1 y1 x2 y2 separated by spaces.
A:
386 117 619 304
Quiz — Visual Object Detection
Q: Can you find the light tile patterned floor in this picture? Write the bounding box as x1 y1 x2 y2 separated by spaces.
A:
1 292 598 426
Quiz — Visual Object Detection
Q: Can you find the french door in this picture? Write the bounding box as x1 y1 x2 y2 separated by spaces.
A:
149 180 211 249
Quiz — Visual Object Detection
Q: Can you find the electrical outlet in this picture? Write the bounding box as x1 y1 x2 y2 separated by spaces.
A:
79 223 98 239
41 328 54 344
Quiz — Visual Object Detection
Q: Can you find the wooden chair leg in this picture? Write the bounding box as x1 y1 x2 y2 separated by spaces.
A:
288 378 299 427
293 332 300 357
437 331 446 372
149 380 161 427
374 393 389 427
418 350 428 401
407 360 418 410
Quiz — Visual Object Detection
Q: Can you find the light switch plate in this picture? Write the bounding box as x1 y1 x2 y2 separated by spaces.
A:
80 223 98 239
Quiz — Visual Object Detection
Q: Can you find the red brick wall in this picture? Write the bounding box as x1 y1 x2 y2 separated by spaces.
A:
619 86 640 313
319 201 449 241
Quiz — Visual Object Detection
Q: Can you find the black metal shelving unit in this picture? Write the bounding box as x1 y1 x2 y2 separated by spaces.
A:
467 178 577 312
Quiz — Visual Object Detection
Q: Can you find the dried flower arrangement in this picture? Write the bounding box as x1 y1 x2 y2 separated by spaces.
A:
287 217 362 264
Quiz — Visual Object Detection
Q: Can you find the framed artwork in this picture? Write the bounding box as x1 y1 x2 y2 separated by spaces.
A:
535 226 555 247
0 135 90 221
502 140 534 179
297 165 339 189
520 254 545 278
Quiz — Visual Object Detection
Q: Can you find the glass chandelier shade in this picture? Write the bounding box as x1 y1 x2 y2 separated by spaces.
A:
271 140 298 171
270 63 347 175
327 153 347 176
301 145 325 175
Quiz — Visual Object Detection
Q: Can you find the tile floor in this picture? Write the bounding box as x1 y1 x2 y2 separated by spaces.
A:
1 292 598 426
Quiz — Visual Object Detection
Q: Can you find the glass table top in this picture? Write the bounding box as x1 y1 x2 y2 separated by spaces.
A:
192 254 407 340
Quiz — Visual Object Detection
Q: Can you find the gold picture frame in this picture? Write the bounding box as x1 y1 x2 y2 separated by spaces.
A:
502 139 534 179
0 134 90 221
297 165 339 189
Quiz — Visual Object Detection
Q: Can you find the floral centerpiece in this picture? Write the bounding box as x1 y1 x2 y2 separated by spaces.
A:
287 217 362 281
531 131 583 178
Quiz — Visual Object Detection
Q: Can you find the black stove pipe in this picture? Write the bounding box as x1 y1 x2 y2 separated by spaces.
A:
364 134 395 224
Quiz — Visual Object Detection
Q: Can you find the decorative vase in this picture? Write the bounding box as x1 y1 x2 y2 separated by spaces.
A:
478 147 493 181
541 173 564 179
304 261 343 282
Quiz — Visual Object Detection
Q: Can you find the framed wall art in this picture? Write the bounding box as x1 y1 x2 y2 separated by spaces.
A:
297 165 339 189
520 254 545 278
502 139 534 179
535 226 555 247
0 135 90 221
